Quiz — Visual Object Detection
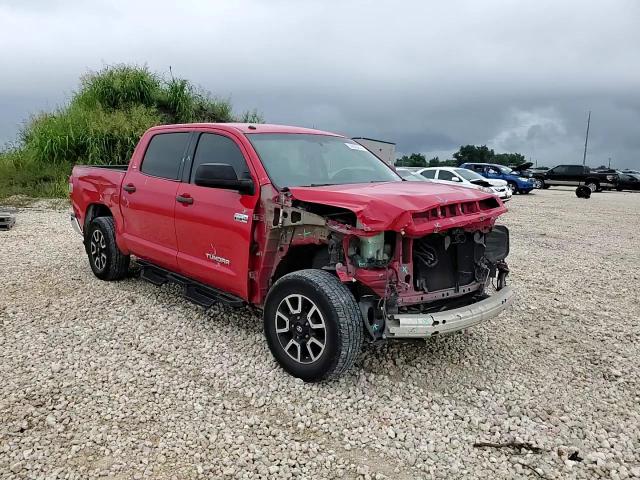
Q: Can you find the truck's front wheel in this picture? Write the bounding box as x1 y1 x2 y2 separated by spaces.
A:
86 217 130 281
264 269 364 382
585 180 599 192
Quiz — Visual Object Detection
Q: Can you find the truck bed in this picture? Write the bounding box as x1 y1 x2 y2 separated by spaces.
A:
70 165 127 233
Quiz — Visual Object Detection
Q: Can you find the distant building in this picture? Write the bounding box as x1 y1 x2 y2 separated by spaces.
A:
352 137 396 166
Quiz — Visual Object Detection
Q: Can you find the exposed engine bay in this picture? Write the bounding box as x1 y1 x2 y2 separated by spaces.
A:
346 226 510 339
252 183 511 340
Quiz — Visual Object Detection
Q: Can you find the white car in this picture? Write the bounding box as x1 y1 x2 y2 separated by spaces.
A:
411 167 512 201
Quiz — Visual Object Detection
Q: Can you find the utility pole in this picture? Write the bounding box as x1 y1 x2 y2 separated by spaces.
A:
608 157 611 169
582 110 591 166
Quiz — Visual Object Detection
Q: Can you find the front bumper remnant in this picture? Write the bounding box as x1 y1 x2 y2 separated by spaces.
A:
386 286 515 338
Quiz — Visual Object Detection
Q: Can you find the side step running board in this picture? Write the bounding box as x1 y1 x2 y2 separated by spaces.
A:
137 260 245 308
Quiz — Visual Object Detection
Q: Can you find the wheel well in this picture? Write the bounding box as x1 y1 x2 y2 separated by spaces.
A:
272 244 329 284
585 178 600 185
84 204 112 234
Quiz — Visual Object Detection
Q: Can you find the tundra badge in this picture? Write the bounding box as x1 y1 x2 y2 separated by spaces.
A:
206 245 230 265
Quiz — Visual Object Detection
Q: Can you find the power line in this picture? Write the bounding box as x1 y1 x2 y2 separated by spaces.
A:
582 111 591 166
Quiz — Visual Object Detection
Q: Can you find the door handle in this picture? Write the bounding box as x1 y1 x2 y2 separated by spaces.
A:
176 194 194 205
123 183 136 193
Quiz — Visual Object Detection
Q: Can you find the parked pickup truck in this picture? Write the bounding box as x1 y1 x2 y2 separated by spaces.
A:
70 123 514 381
532 164 619 192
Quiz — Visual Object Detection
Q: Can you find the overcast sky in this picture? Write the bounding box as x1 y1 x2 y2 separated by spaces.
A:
1 0 639 168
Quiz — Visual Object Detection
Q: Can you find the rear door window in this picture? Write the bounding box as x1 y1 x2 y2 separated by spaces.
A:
141 133 190 180
421 169 436 179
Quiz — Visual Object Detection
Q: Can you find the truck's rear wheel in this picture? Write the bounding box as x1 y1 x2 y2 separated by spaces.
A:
86 217 129 280
264 269 364 382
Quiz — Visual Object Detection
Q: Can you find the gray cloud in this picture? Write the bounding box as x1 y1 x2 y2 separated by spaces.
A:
1 0 639 168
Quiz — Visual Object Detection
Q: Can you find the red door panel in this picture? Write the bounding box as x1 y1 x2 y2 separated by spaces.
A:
175 186 254 298
120 170 180 270
174 131 259 300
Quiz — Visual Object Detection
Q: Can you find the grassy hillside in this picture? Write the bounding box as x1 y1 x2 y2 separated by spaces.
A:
0 65 262 198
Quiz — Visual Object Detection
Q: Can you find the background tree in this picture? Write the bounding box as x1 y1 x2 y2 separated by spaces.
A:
395 153 427 167
451 145 528 167
452 145 494 166
494 152 526 166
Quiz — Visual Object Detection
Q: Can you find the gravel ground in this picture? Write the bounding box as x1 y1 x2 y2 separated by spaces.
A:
1 189 639 479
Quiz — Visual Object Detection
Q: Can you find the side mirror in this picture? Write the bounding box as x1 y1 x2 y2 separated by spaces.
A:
450 176 460 182
194 163 254 194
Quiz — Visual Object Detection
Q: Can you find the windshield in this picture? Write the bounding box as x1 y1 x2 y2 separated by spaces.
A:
622 173 640 181
454 168 485 181
247 134 401 187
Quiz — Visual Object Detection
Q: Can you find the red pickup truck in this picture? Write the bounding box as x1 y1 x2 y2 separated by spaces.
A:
70 123 514 381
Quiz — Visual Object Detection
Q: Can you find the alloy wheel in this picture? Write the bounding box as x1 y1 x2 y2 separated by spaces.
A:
275 294 326 364
90 229 107 271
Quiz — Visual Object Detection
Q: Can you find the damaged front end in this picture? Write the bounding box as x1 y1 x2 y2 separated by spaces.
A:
251 183 514 340
340 223 513 340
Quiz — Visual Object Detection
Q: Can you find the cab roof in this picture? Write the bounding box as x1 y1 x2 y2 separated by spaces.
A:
149 123 343 137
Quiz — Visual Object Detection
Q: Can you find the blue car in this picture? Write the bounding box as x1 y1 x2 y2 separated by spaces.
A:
460 163 535 194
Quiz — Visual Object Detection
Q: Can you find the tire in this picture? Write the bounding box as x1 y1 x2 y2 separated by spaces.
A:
533 178 543 189
507 181 518 194
542 183 550 189
616 186 624 192
264 269 364 382
85 217 130 280
576 186 592 198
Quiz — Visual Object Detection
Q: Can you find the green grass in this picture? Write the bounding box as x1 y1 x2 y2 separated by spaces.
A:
0 150 70 199
0 64 263 199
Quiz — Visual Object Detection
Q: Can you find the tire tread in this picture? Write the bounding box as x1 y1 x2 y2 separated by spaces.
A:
88 217 129 281
266 269 364 380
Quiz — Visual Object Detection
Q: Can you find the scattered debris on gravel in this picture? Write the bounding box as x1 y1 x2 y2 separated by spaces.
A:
1 189 639 479
0 211 16 230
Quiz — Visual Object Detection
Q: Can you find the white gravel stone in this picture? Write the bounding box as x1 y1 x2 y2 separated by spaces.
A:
1 190 639 478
